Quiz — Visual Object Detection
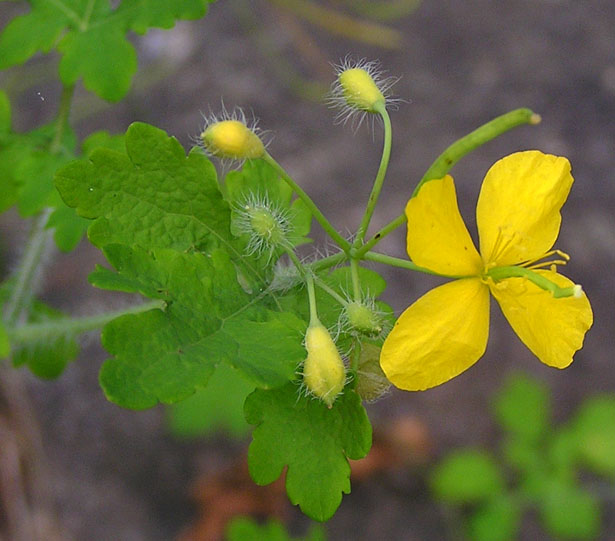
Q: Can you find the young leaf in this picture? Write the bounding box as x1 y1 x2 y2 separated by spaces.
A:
119 0 212 34
245 384 372 521
0 322 9 358
493 373 550 443
571 396 615 477
94 245 306 409
225 517 325 541
430 449 505 504
9 301 79 379
539 479 601 540
0 90 10 133
468 495 521 541
167 363 253 439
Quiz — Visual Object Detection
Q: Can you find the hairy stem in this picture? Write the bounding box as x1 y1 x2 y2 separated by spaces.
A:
7 300 166 346
3 209 53 327
354 102 392 244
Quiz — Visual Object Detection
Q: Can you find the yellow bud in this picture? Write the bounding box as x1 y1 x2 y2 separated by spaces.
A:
303 323 346 407
200 120 264 160
338 68 385 113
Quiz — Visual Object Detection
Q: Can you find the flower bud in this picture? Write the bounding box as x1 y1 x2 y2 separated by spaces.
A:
233 194 291 257
355 343 391 402
345 300 383 336
338 67 385 113
303 323 346 407
200 119 265 160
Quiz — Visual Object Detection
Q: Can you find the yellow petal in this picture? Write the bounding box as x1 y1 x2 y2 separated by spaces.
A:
477 151 574 266
489 270 593 368
380 278 490 390
406 176 482 276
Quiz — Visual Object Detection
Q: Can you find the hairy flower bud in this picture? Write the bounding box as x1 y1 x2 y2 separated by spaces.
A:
338 67 385 113
232 194 292 257
328 58 398 129
303 323 346 407
345 300 383 336
201 119 265 160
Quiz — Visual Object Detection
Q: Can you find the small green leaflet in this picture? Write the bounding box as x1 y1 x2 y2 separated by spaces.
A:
92 245 306 409
225 517 325 541
0 0 214 101
4 298 79 379
245 384 372 521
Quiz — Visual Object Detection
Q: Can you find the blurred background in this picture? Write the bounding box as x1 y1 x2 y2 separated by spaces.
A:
1 0 614 539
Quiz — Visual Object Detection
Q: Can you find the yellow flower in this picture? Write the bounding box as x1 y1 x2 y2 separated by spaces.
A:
380 151 593 391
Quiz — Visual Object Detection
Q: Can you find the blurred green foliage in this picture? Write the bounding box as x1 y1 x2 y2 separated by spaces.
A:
430 373 615 540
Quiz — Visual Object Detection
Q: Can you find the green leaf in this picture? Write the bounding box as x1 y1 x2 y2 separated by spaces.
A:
501 436 542 473
430 449 505 504
95 245 306 409
245 384 372 521
58 20 137 102
46 205 90 252
81 131 126 156
539 480 601 540
167 363 253 439
571 396 615 477
0 2 68 69
0 90 10 132
0 1 212 101
119 0 212 34
9 301 79 379
493 373 550 443
0 122 76 216
467 495 521 541
0 321 9 358
56 122 232 252
225 517 325 541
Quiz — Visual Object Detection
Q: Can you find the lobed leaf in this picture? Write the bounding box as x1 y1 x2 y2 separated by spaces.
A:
245 384 372 521
94 245 306 409
0 0 214 101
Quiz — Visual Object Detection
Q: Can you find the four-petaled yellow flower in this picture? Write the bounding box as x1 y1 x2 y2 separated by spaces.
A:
380 151 593 391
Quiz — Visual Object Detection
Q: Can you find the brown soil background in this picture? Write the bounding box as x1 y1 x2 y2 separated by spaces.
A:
1 1 614 539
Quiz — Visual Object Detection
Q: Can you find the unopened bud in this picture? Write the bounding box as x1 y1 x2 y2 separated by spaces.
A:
303 323 346 407
200 119 265 160
345 300 383 336
338 68 385 113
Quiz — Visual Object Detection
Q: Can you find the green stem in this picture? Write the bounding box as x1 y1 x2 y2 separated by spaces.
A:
50 84 75 154
284 246 308 278
356 108 540 256
362 251 462 277
313 278 348 306
305 273 319 324
350 258 362 300
308 251 347 273
263 153 351 252
3 208 53 326
413 107 540 197
355 102 392 244
487 266 579 298
7 300 166 346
